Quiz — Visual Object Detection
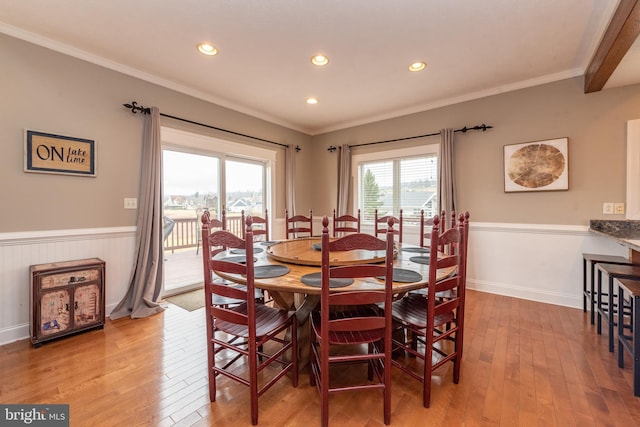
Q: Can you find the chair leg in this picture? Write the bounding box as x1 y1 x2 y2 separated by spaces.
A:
367 342 374 381
208 331 217 402
249 345 259 425
291 318 298 388
321 366 329 427
309 327 316 387
453 332 462 384
423 344 434 408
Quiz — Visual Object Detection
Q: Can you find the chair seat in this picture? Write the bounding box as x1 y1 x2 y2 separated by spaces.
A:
216 303 294 338
211 282 263 306
391 293 455 329
311 307 383 345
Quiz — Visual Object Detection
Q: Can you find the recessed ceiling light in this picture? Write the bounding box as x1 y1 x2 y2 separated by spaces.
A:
409 61 426 72
306 97 319 105
311 54 329 66
197 43 218 56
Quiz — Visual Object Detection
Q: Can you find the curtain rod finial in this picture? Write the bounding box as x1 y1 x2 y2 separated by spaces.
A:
327 145 337 153
123 101 150 114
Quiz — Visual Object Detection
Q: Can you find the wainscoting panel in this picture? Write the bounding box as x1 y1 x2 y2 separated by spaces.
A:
467 222 628 308
0 227 136 345
0 222 630 345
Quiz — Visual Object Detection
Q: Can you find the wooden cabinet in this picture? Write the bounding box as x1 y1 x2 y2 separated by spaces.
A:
30 258 105 346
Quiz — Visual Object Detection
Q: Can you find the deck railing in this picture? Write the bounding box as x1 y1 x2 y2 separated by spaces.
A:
163 216 244 252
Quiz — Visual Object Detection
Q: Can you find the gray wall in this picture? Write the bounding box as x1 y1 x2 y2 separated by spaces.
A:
310 78 640 225
0 34 310 233
3 31 640 233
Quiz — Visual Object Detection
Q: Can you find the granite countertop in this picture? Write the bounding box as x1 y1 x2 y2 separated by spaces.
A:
589 219 640 252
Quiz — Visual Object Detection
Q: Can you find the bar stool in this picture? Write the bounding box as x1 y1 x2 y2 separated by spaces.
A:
616 278 640 396
582 254 633 324
595 263 640 352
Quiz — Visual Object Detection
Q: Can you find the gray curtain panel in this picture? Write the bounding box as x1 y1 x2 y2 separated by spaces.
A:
337 144 351 216
286 144 296 215
438 128 456 216
110 106 165 319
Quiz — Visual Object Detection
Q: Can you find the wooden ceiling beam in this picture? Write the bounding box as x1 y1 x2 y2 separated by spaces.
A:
584 0 640 93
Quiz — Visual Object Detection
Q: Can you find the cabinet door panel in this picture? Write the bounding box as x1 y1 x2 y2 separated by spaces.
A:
39 290 71 336
74 283 101 327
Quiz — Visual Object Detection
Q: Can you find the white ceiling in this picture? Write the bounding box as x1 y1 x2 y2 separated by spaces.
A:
0 0 632 135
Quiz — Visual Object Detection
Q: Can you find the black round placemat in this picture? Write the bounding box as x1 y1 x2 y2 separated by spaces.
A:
254 264 290 279
300 272 354 288
220 255 257 264
387 268 422 283
402 247 430 253
409 256 430 265
230 247 264 254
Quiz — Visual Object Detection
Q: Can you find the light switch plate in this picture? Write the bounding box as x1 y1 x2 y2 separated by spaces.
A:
124 198 137 209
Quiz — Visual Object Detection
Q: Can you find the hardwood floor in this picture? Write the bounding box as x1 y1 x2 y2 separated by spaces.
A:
1 290 639 426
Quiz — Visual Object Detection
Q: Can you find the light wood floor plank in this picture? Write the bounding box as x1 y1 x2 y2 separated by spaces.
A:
2 290 640 426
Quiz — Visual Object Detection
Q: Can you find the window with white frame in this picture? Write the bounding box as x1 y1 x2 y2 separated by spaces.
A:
161 127 275 236
354 144 439 225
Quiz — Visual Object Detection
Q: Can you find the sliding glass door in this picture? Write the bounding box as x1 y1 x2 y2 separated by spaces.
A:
162 149 220 296
225 158 266 236
161 140 270 297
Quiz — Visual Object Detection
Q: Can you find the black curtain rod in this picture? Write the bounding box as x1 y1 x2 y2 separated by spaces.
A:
347 123 493 149
122 101 293 150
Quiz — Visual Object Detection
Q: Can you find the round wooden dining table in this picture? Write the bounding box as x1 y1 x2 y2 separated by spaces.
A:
212 237 456 311
212 237 457 369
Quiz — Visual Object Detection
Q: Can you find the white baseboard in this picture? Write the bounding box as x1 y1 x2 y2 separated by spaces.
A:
467 278 581 309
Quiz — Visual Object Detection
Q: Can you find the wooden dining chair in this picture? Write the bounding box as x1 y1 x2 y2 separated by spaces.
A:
374 209 403 243
197 209 226 255
309 216 395 427
201 214 298 425
242 209 269 242
285 209 313 239
388 212 469 408
201 210 263 308
419 209 445 248
332 208 360 237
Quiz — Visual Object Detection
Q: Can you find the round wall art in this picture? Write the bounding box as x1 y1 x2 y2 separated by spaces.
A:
503 137 568 192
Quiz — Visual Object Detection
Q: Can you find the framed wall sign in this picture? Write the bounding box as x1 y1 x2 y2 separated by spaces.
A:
504 137 568 192
24 130 96 177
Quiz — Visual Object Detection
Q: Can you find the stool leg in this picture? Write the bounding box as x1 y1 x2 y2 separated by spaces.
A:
597 268 603 335
633 295 640 397
590 261 596 324
583 258 588 313
608 275 615 352
618 288 625 368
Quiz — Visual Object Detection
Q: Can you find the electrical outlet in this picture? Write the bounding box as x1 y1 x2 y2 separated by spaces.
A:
615 203 625 215
603 202 614 214
124 198 137 209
